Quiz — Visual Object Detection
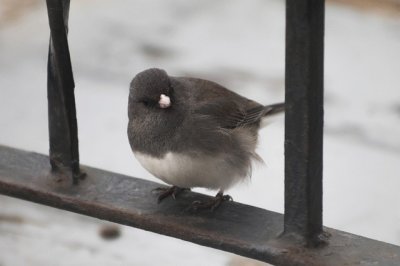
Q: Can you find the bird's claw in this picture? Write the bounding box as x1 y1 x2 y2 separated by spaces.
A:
153 186 189 203
222 195 233 202
186 192 233 212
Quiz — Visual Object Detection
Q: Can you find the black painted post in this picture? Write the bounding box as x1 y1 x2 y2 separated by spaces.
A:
284 0 326 245
46 0 83 184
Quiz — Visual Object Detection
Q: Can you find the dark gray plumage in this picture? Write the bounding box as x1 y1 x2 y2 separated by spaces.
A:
128 68 284 210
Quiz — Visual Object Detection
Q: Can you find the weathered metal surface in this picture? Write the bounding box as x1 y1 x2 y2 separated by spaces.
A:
1 145 399 266
46 0 82 184
284 0 325 245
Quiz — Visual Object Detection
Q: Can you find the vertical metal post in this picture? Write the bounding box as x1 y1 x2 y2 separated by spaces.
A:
46 0 83 184
284 0 326 246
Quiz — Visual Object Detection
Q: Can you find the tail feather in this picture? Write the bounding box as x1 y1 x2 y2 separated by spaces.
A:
260 102 285 128
264 102 285 116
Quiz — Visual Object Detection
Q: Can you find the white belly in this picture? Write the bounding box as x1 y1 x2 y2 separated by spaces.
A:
134 151 245 191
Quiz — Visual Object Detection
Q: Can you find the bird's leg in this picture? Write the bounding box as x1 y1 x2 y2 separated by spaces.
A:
188 190 233 212
152 186 190 203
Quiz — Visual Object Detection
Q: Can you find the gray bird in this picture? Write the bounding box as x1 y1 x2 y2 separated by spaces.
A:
128 68 284 210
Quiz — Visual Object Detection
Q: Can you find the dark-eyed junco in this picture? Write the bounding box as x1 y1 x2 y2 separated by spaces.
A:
128 68 284 210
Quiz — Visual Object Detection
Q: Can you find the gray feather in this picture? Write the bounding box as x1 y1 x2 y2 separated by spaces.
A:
127 68 284 190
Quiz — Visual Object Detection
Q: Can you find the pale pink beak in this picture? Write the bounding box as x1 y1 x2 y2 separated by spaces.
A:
159 94 171 108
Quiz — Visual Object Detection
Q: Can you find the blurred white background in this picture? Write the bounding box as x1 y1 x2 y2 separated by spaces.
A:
1 0 400 265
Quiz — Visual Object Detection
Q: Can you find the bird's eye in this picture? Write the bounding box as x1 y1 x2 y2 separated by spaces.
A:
141 99 154 107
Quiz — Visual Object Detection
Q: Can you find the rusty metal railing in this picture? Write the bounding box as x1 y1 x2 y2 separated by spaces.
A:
46 0 83 185
0 0 400 265
284 0 325 246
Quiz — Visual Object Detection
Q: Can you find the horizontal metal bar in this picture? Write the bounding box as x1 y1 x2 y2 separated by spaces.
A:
0 145 399 266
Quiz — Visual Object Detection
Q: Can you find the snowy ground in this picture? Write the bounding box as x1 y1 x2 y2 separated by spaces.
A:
0 0 400 265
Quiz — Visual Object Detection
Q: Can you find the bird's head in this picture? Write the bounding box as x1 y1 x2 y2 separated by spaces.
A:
129 68 173 110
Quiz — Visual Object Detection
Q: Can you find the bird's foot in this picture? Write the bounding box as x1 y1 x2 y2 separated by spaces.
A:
187 192 233 212
152 186 189 203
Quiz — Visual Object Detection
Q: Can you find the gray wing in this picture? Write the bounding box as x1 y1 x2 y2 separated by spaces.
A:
173 77 284 130
193 99 267 129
